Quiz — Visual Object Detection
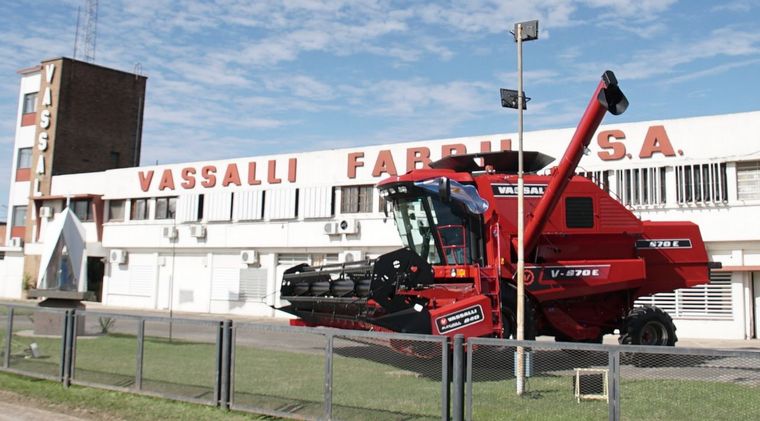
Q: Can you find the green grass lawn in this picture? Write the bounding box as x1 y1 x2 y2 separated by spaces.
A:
2 322 759 421
0 371 278 420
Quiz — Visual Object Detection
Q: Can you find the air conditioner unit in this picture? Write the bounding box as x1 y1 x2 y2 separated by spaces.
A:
240 250 258 265
39 206 52 219
109 249 128 264
9 237 22 248
337 218 359 234
162 226 178 239
323 222 338 235
189 224 206 238
341 250 364 263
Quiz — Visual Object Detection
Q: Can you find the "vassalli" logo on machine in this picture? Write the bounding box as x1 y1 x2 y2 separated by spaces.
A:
491 184 547 197
435 305 485 334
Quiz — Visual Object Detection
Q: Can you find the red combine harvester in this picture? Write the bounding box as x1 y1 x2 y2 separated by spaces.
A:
278 71 718 346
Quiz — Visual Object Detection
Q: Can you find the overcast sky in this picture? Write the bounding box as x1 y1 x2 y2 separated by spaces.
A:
1 0 759 221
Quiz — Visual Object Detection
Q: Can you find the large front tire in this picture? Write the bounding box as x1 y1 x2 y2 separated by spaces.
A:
619 305 677 346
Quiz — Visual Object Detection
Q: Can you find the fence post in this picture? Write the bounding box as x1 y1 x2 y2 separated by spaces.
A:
608 349 620 421
59 310 71 384
323 332 334 421
3 307 14 369
228 323 237 409
465 339 474 421
219 320 232 410
62 309 76 387
452 334 464 421
135 319 145 391
441 336 450 421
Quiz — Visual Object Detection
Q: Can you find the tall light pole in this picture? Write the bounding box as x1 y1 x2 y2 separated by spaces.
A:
501 19 538 396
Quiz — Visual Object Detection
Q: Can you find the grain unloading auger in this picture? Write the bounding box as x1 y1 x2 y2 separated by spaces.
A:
278 71 718 346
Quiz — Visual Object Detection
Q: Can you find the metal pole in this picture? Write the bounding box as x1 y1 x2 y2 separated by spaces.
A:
4 307 14 369
608 349 621 421
323 333 334 421
515 21 526 396
135 319 145 390
452 334 464 421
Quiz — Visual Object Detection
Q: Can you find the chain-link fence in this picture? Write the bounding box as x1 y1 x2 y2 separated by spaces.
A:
2 301 760 421
467 337 760 421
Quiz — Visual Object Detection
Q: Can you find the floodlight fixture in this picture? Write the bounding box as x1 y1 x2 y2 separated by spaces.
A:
500 89 530 110
513 20 539 42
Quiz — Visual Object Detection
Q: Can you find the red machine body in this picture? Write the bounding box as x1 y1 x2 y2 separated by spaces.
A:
278 71 715 345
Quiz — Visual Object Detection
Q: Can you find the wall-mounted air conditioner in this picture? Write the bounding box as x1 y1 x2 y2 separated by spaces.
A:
189 224 206 238
341 250 364 263
337 218 359 234
162 226 178 239
109 249 128 264
324 222 338 235
9 237 22 248
240 250 258 265
39 206 52 219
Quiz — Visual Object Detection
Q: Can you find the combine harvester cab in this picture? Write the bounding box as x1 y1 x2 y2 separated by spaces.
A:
277 71 717 347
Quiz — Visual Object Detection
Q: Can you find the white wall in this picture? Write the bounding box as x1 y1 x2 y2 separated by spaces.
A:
0 249 24 299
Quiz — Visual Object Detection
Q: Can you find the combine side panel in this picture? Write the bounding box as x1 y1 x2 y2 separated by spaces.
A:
636 221 711 297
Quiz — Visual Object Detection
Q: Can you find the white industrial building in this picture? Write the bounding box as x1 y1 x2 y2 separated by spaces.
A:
2 61 759 341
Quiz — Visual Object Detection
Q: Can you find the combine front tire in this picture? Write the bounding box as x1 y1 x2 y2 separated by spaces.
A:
619 305 677 346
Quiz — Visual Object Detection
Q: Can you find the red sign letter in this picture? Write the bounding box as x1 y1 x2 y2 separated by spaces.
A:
597 130 627 161
639 125 676 159
372 150 398 177
406 147 431 172
138 170 154 192
181 167 196 189
347 152 364 179
222 163 241 187
158 169 175 191
201 166 217 188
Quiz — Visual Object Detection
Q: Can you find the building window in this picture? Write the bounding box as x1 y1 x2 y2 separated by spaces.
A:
107 200 126 222
17 148 32 169
676 163 727 205
341 185 374 213
23 92 37 114
613 167 666 206
71 199 93 222
737 161 760 201
131 198 149 220
12 206 27 227
155 197 177 220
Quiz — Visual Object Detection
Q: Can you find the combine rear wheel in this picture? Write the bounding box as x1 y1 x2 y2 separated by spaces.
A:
619 305 677 346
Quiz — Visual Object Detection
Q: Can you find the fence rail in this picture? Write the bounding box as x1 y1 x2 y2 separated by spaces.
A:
1 302 758 421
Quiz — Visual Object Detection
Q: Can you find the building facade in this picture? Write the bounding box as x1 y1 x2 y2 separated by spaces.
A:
1 61 758 340
3 58 147 297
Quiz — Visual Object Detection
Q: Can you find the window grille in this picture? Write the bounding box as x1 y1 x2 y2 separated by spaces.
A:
239 268 268 301
23 92 37 114
737 160 760 201
155 197 177 220
675 163 727 204
341 185 374 213
634 272 733 320
615 167 667 206
17 148 32 169
107 200 125 222
130 198 149 220
579 170 611 193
